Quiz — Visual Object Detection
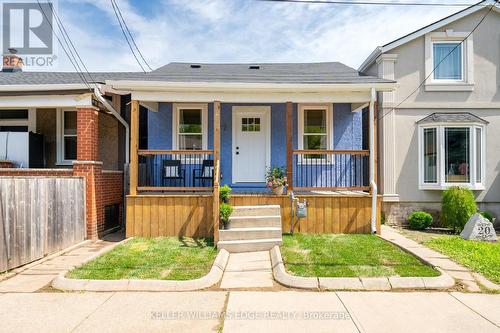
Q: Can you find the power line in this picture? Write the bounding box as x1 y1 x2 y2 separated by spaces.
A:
47 0 97 86
110 0 147 72
36 0 92 90
111 0 153 71
377 0 497 121
257 0 487 7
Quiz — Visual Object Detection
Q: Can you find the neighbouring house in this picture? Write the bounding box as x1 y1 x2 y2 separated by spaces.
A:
359 0 500 225
0 56 129 240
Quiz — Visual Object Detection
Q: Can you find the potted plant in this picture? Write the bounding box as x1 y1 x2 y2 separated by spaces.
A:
220 185 232 203
219 203 233 230
266 166 288 196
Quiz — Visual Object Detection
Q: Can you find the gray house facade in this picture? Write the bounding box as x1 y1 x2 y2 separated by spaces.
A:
359 0 500 224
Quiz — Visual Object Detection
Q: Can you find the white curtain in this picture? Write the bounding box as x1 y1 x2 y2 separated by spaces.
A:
433 43 462 80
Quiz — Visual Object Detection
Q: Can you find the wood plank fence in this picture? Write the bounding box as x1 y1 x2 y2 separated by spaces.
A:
0 177 85 272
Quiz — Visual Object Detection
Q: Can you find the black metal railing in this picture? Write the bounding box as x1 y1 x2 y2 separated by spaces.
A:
292 150 369 190
138 150 214 191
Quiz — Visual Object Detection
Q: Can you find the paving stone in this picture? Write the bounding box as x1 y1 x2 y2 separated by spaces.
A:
318 277 363 290
461 279 482 292
446 270 476 281
389 277 425 289
220 271 274 289
472 273 500 291
360 277 391 291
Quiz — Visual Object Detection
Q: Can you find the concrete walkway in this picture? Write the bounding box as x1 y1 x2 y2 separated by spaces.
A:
0 234 122 293
219 251 274 289
380 225 499 292
0 291 498 332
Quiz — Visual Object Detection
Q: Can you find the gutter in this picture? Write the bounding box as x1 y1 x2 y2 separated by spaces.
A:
93 86 130 164
369 87 378 234
106 80 397 92
0 83 91 92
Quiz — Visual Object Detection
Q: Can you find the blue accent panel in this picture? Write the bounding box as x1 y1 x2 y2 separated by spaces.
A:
220 103 233 187
333 103 362 150
147 102 172 149
270 103 286 168
207 103 214 149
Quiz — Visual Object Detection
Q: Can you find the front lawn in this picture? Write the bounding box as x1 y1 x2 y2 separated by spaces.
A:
67 237 217 280
281 234 439 278
425 236 500 284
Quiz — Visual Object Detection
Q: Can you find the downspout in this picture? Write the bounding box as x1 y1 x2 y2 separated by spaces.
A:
93 86 129 164
369 87 378 234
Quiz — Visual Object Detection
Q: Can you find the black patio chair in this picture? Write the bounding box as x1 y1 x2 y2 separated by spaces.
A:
192 159 214 187
162 159 186 187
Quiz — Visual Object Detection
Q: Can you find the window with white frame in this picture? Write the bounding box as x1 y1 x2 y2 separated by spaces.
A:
418 118 485 190
172 104 207 150
57 109 77 164
298 105 332 160
424 31 474 91
432 41 463 81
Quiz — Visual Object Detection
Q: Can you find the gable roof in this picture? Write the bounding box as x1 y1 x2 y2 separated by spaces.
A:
358 0 499 73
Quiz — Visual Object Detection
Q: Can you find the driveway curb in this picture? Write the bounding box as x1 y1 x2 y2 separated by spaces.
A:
270 246 455 291
52 245 230 292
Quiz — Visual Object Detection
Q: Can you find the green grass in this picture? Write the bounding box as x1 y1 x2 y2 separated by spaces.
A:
425 236 500 284
281 234 439 278
67 237 217 280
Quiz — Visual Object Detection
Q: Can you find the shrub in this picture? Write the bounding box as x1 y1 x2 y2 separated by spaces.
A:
219 185 232 203
479 211 494 222
265 166 288 189
407 211 433 230
441 186 477 233
219 203 233 222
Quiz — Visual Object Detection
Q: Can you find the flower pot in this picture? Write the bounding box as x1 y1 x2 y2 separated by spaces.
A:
272 186 284 196
223 220 231 230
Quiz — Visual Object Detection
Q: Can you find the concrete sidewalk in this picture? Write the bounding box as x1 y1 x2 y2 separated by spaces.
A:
0 291 498 332
0 232 123 292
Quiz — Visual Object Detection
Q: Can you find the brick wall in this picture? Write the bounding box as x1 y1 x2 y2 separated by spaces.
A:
0 161 14 168
100 170 124 235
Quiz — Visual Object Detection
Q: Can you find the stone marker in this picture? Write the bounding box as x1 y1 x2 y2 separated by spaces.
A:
460 213 497 242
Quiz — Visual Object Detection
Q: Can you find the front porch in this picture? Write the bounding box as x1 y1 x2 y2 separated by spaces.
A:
126 93 381 240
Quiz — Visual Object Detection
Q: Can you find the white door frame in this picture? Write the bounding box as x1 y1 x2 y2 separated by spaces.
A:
231 106 271 183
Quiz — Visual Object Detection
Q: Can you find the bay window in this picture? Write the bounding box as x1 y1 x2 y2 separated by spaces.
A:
419 120 485 190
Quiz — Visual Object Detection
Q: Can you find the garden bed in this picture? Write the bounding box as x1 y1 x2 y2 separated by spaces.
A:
281 234 439 278
67 237 217 281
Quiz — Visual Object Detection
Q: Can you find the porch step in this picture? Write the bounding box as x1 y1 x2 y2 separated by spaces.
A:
228 215 282 228
219 227 282 241
231 205 281 217
217 238 282 253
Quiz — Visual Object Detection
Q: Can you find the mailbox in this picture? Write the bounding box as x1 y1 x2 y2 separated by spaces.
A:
296 200 307 218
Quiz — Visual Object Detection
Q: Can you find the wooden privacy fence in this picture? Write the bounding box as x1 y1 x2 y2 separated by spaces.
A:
0 177 85 272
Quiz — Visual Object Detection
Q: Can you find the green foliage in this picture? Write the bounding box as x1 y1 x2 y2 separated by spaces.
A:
479 211 495 222
441 186 477 233
407 211 433 230
265 166 288 189
219 203 233 222
219 185 232 202
67 237 217 280
426 236 500 285
281 234 439 278
380 211 386 225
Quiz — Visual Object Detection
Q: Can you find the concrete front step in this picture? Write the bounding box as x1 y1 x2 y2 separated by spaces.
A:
229 215 281 228
217 238 282 253
231 205 281 217
219 227 282 241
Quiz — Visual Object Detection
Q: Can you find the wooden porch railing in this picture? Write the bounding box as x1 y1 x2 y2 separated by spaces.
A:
291 149 370 191
212 159 220 242
137 149 215 192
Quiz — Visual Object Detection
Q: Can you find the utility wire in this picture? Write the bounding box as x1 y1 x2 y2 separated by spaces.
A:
111 0 153 71
377 0 498 121
257 0 488 7
47 0 97 86
110 0 147 73
36 0 92 90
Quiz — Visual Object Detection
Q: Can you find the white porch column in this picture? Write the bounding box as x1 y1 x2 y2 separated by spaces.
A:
377 54 399 201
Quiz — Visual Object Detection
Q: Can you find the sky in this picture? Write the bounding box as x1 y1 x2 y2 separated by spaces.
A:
23 0 484 71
